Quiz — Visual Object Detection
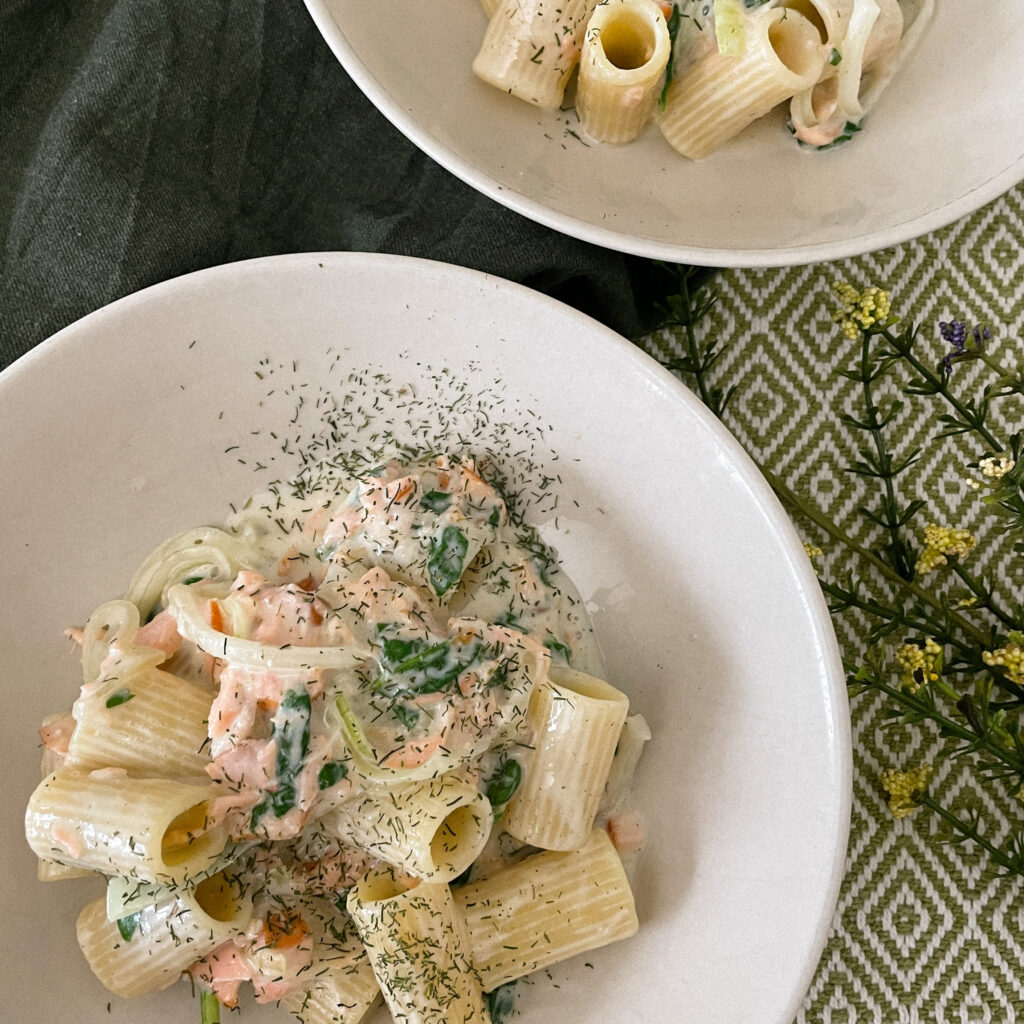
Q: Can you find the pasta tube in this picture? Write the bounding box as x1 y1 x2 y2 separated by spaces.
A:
473 0 599 109
347 870 489 1024
660 5 827 159
503 666 629 851
282 913 382 1024
454 828 638 990
77 871 251 998
284 970 381 1024
576 0 671 144
331 773 493 882
68 666 211 777
35 736 92 881
25 767 227 884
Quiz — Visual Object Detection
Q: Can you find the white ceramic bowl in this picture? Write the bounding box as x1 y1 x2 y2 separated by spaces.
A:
304 0 1024 266
0 253 849 1023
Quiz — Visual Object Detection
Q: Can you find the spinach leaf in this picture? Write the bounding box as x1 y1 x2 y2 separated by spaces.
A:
116 911 141 942
420 490 453 513
317 761 349 790
485 759 523 809
376 635 483 697
486 982 518 1024
427 525 469 596
251 688 311 827
659 3 682 111
543 635 572 663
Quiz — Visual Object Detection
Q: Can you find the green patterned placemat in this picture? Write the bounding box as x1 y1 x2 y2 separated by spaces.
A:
640 182 1024 1022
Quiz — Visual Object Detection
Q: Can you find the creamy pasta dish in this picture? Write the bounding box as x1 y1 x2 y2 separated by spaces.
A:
25 452 648 1023
473 0 933 157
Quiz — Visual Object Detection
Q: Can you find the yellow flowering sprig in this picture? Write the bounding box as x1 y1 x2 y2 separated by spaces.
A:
979 455 1015 480
833 283 893 340
983 633 1024 688
876 765 1024 879
976 434 1024 534
880 764 932 818
655 271 1024 876
894 638 942 694
914 524 977 575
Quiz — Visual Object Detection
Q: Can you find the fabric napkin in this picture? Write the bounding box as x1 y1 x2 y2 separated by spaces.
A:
0 0 681 369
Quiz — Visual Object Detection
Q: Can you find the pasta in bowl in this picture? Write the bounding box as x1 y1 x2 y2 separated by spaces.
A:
25 452 648 1023
1 251 849 1023
474 0 932 158
304 2 1024 264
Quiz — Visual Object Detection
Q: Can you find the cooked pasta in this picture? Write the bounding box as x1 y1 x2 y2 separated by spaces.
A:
330 772 493 882
67 662 212 776
660 4 827 159
25 767 227 883
25 450 646 1021
347 870 488 1024
576 0 672 144
470 0 933 157
503 666 630 850
473 0 600 109
455 828 639 990
77 871 251 997
279 913 381 1024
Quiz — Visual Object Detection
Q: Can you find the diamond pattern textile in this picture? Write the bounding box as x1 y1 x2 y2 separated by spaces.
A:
641 181 1024 1023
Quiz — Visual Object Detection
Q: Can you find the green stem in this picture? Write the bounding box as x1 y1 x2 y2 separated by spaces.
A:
878 327 1004 452
679 272 715 411
854 670 1024 775
821 578 982 667
949 562 1018 631
757 461 991 648
200 990 221 1024
919 794 1024 875
974 348 1020 391
858 334 914 578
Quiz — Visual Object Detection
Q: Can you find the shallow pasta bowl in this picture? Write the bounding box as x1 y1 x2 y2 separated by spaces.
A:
303 0 1024 266
0 252 849 1023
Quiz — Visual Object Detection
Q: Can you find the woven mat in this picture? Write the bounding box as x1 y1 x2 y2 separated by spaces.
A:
641 182 1024 1022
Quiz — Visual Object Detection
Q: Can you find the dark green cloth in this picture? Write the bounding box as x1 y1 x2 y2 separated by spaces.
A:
0 0 681 369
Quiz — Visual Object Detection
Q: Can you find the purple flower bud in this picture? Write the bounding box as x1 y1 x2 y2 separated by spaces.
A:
938 319 989 378
939 320 968 354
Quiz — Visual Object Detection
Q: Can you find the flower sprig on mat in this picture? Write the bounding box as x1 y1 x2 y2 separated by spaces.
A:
654 270 1024 877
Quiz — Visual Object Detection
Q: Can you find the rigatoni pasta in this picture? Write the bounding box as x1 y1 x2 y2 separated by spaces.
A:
280 920 381 1024
330 772 493 882
347 871 488 1024
25 451 647 1021
471 0 932 157
473 0 600 109
576 0 672 144
25 768 227 883
455 828 639 990
660 5 826 159
67 664 212 776
503 666 629 850
77 871 251 998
